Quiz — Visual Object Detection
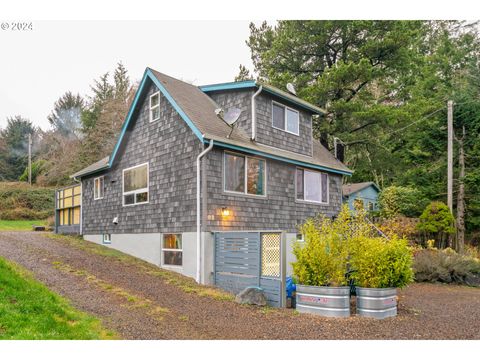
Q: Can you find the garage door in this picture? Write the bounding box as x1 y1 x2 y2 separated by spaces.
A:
214 232 285 307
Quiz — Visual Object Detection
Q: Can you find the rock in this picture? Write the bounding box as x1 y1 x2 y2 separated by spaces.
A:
235 286 267 306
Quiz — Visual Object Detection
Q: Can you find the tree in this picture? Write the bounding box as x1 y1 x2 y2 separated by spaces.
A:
417 201 455 249
47 91 85 139
234 65 253 81
0 116 35 180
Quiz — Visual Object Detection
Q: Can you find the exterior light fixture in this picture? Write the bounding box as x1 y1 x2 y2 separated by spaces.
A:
221 207 230 216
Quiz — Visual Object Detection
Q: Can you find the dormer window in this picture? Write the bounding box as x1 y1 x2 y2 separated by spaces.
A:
272 101 299 135
150 92 160 122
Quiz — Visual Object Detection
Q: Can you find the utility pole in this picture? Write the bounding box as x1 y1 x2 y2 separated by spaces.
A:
447 100 453 212
28 133 32 186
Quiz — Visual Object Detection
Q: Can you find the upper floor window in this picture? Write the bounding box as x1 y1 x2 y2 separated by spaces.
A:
224 152 266 196
123 163 149 206
150 92 160 122
272 102 299 135
296 168 328 204
94 176 104 200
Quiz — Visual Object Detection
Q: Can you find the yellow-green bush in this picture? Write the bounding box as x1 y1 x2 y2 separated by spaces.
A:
292 205 414 289
349 235 414 288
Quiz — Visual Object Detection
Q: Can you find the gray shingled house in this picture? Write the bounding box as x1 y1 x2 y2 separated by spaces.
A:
68 67 352 306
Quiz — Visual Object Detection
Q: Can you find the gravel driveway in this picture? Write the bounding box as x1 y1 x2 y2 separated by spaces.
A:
0 231 479 340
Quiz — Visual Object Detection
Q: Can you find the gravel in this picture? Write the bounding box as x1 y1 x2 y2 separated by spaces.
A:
0 231 479 340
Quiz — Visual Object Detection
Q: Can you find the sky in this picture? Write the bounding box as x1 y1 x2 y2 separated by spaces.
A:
0 21 254 130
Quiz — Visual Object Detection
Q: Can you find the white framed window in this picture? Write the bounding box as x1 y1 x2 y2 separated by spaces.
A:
272 101 299 135
94 176 104 200
102 234 111 244
224 151 266 197
296 168 328 204
162 234 182 267
122 163 149 206
149 91 160 122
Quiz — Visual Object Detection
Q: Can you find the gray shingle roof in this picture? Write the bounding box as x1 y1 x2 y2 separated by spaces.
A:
342 182 379 196
71 156 109 178
72 68 352 178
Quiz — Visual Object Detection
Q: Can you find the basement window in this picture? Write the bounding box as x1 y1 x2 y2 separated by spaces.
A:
296 168 328 204
94 176 104 200
123 163 149 206
150 91 160 122
102 234 111 244
162 234 182 267
272 101 299 135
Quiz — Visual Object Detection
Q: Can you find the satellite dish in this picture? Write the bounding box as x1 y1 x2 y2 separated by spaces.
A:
286 83 296 95
224 107 242 126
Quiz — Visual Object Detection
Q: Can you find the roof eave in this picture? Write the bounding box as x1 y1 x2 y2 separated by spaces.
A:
199 81 326 115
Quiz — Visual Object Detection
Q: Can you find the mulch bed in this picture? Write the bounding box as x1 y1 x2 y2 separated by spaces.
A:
0 231 479 339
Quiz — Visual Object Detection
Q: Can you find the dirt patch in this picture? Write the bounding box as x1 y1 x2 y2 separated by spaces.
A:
0 231 479 339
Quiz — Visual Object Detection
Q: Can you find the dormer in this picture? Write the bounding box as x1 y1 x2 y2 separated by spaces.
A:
200 81 325 157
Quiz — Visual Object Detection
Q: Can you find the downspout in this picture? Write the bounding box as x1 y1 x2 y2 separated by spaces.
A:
251 85 263 141
196 139 214 284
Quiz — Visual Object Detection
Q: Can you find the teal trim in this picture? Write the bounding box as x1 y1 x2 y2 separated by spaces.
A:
200 81 324 115
261 87 324 115
109 69 149 167
108 68 204 168
206 139 352 176
199 80 256 92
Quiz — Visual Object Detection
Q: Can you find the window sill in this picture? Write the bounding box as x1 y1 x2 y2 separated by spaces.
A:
223 190 268 199
295 199 329 206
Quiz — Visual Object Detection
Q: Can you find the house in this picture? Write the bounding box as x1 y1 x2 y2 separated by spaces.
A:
66 67 352 307
342 182 380 211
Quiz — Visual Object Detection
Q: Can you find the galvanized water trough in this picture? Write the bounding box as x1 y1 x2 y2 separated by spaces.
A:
356 287 397 319
296 285 350 317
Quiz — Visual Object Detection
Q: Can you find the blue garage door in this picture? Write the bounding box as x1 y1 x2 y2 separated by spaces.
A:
214 232 284 307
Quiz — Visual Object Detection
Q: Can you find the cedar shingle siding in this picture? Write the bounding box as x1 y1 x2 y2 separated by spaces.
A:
82 84 202 234
81 79 343 235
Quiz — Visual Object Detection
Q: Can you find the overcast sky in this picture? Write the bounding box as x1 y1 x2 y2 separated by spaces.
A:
0 21 254 130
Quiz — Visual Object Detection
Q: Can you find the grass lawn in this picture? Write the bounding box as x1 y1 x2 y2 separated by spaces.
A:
0 220 47 231
0 256 115 339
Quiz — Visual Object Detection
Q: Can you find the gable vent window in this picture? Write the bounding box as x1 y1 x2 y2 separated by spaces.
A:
94 176 104 200
272 102 299 135
296 168 328 204
150 91 160 122
123 163 149 206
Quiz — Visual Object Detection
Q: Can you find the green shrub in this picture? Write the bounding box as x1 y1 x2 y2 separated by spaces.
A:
413 248 480 286
18 160 47 183
0 208 52 220
0 183 54 220
379 186 427 218
292 207 353 287
417 201 455 248
350 235 414 288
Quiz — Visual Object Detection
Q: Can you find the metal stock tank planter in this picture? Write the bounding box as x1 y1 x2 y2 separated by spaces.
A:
356 287 397 319
296 285 350 317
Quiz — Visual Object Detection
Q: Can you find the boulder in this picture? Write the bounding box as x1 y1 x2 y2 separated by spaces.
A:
235 286 267 306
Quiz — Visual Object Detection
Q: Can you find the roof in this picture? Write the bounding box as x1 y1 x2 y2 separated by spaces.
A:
342 182 380 197
72 67 352 178
199 80 326 115
71 156 109 178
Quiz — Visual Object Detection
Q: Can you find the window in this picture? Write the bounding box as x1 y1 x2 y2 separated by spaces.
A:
56 185 81 226
162 234 182 266
296 168 328 203
150 92 160 122
296 233 304 242
94 176 104 200
272 102 299 135
102 234 111 244
224 152 266 196
123 163 149 206
368 201 374 211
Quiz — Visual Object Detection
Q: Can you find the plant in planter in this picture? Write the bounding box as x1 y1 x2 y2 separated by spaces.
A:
292 206 353 317
349 235 414 319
